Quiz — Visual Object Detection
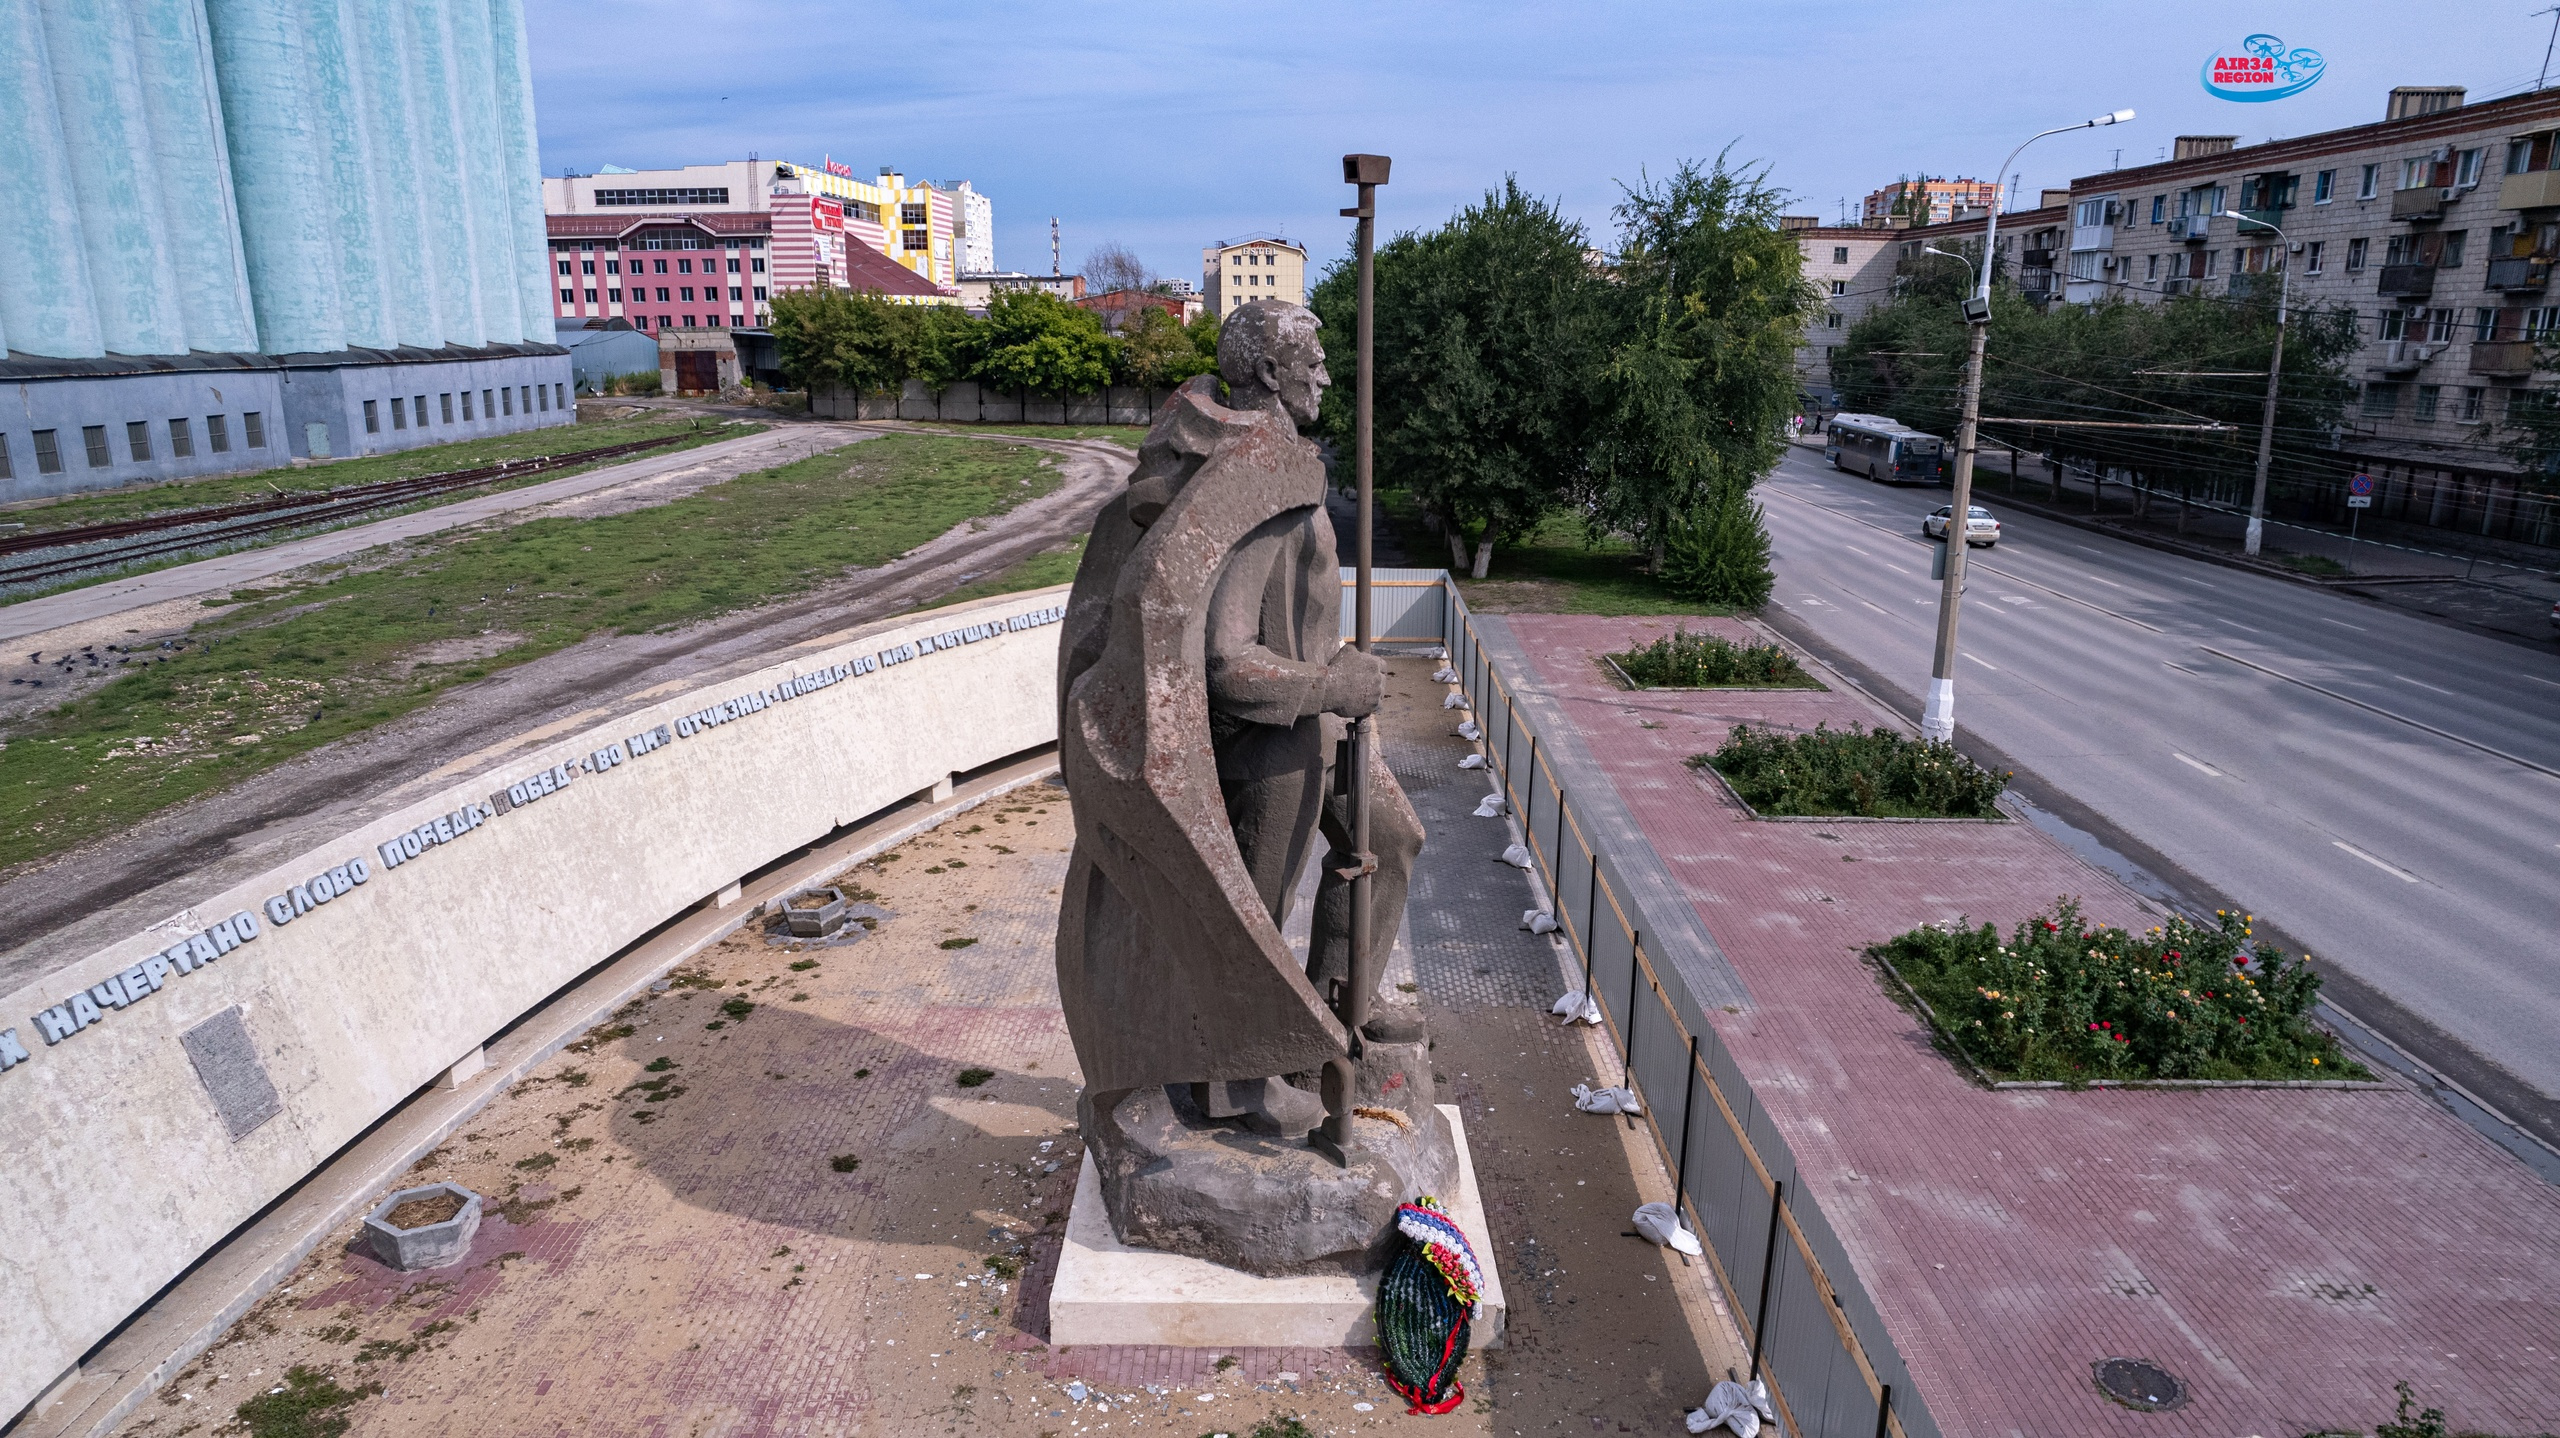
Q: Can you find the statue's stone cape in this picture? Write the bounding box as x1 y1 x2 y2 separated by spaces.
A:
1054 380 1348 1096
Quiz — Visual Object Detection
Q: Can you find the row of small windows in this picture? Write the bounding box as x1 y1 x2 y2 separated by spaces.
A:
0 412 265 479
591 188 731 206
363 384 566 435
562 286 762 304
552 236 767 252
557 256 766 276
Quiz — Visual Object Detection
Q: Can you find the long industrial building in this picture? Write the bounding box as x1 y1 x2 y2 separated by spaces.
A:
0 0 571 504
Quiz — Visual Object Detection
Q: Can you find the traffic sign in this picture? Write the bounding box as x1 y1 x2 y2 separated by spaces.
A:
2348 472 2376 497
2347 495 2372 508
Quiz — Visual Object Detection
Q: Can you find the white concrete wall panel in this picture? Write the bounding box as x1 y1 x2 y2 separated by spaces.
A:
0 5 102 358
0 593 1067 1416
485 0 556 345
38 1 192 358
297 0 397 351
399 0 483 348
349 0 437 349
126 0 261 355
204 0 347 354
444 0 523 344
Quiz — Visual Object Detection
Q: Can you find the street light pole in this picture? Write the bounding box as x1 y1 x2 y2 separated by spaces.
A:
1920 109 2134 744
1318 153 1389 1166
2221 209 2291 557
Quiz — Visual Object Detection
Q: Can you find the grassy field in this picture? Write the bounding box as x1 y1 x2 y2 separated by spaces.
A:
0 432 1063 872
1376 489 1736 617
938 536 1086 606
4 414 751 535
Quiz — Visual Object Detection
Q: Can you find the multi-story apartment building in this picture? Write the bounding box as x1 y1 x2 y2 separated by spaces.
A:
942 181 996 275
2064 85 2560 542
1788 220 1901 408
1787 203 2070 409
1863 176 2006 227
1202 236 1307 317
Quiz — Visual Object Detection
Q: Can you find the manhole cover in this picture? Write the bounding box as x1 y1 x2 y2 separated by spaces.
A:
2092 1357 2189 1412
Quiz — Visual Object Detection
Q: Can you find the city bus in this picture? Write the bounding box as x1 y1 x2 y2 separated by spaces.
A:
1825 414 1946 485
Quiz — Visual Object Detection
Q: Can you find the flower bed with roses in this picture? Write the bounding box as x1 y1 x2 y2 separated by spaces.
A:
1868 900 2370 1084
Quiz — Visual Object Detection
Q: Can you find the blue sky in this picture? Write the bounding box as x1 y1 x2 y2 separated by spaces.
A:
526 1 2538 286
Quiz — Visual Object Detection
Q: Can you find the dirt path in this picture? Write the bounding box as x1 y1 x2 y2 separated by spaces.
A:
0 425 1130 975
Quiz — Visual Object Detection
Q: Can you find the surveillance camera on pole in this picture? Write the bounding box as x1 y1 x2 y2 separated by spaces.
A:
1921 109 2132 745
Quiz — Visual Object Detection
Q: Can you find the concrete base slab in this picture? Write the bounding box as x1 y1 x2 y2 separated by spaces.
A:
1051 1103 1505 1350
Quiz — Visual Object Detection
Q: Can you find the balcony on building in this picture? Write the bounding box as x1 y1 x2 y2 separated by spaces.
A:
2488 255 2552 291
2470 339 2538 377
2391 187 2447 222
2161 277 2194 296
2499 124 2560 210
2166 215 2210 242
2228 272 2284 301
2376 263 2437 299
2372 339 2431 375
2017 266 2057 302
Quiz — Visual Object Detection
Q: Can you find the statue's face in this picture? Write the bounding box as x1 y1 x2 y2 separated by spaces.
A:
1260 329 1330 426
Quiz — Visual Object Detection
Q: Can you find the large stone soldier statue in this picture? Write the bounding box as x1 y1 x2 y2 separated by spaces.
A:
1054 301 1445 1274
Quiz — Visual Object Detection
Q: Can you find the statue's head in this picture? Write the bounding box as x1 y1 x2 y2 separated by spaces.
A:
1218 302 1328 426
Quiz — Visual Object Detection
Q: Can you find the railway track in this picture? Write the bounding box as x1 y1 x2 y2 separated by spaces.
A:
0 431 699 589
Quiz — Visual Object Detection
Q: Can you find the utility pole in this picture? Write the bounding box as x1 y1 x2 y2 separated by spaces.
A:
2222 209 2292 556
1921 109 2134 745
1316 153 1389 1167
1050 217 1060 276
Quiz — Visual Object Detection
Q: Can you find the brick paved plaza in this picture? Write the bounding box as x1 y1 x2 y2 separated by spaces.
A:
1483 612 2560 1437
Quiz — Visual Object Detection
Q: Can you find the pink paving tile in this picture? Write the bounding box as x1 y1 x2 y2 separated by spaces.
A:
1500 612 2560 1437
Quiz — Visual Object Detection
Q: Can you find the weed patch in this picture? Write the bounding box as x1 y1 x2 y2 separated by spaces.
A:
231 1365 377 1438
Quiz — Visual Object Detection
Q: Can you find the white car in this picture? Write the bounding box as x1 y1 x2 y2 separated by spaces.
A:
1924 505 2001 546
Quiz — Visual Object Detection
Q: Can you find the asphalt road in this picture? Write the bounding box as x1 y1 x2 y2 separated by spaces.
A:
1757 443 2560 1139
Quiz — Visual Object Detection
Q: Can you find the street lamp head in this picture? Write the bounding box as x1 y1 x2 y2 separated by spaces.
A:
2095 108 2136 126
1921 246 1966 262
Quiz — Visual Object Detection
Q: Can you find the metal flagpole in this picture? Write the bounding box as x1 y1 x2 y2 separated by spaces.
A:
1319 154 1390 1165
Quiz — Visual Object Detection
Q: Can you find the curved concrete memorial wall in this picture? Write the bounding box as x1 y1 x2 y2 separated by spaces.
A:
0 589 1069 1420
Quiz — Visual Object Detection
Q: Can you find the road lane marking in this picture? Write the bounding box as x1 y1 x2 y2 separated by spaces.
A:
1845 544 1872 557
1963 652 1998 670
2526 674 2560 690
2083 573 2125 588
2395 674 2457 696
1763 485 2165 632
2163 661 2199 675
2320 616 2370 631
2198 645 2560 780
1999 595 2031 604
2223 620 2262 633
2172 752 2223 777
1860 598 1890 615
2333 840 2419 883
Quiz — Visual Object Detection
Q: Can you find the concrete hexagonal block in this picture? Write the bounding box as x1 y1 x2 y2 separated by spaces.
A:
363 1182 482 1271
781 886 846 937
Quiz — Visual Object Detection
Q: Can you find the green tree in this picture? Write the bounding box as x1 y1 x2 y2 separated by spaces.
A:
1310 177 1606 576
972 290 1118 395
1585 154 1818 580
1833 281 2359 500
769 289 914 395
1659 476 1775 607
1117 304 1218 389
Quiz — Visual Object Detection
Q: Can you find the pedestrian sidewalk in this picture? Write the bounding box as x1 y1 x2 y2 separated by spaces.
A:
1487 611 2560 1437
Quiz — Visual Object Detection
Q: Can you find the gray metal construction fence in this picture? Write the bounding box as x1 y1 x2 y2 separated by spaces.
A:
1347 567 1941 1438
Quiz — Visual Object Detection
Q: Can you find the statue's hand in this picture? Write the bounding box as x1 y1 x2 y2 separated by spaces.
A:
1318 647 1386 719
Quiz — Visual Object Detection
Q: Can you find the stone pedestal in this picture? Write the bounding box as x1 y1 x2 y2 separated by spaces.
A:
1050 1105 1505 1349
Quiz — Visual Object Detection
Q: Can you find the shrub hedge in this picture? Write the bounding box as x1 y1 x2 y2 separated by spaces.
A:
1695 723 2005 818
1612 627 1815 688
